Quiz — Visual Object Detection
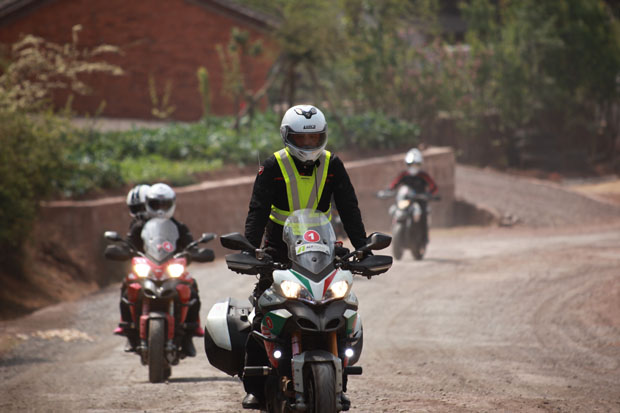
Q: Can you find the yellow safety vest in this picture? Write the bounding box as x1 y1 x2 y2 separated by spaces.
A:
269 148 332 225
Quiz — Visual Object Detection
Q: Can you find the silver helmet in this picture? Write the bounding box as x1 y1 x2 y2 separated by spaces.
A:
405 148 423 174
145 183 176 219
280 105 327 164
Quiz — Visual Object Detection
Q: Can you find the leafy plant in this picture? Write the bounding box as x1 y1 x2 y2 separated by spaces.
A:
197 66 211 119
148 74 176 120
0 26 123 266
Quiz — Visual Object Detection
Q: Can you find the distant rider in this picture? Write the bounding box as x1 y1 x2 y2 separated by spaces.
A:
387 148 438 245
241 104 369 410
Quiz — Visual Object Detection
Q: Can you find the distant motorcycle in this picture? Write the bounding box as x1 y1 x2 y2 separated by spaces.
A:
103 218 216 383
377 186 440 260
204 209 392 412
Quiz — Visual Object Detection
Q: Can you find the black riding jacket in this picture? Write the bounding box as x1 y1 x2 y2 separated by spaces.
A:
245 152 368 259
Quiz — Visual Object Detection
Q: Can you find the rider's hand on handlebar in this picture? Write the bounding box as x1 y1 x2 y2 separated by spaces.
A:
334 242 350 257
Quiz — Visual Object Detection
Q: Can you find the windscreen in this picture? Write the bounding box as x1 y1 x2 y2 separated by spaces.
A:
141 218 179 263
283 209 336 275
396 184 416 201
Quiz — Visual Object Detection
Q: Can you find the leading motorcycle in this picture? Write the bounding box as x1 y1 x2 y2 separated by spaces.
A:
103 218 216 383
203 209 392 412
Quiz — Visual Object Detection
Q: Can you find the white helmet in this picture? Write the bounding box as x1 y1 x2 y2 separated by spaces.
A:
126 184 150 219
145 183 176 219
405 148 423 174
280 104 327 164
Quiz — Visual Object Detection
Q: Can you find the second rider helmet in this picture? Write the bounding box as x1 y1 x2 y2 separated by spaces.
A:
280 104 327 165
145 183 176 219
126 184 151 220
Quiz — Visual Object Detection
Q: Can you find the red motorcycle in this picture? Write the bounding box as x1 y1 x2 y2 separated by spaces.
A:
104 217 215 383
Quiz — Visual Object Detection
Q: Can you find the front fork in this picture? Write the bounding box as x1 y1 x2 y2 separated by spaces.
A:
290 331 344 411
138 300 177 365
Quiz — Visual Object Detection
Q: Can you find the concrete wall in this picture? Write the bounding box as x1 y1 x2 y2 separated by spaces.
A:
34 148 454 287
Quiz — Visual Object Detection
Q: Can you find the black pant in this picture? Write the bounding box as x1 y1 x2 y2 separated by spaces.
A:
243 274 273 397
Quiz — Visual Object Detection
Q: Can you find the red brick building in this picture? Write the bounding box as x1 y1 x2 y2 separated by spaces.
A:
0 0 279 120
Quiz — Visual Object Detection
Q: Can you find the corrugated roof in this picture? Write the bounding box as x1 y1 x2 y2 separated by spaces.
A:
0 0 42 20
0 0 279 30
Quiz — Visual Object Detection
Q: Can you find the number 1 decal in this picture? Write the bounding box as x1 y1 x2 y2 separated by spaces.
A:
303 230 320 243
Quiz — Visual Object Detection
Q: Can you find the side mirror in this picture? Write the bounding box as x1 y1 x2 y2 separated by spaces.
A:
191 248 215 263
220 232 256 251
199 232 217 244
104 244 132 261
364 232 392 251
104 231 122 242
376 190 393 200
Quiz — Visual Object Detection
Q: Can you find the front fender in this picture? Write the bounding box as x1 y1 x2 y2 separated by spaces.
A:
291 350 343 394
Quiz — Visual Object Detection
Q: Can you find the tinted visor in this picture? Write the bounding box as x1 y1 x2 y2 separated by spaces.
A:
288 131 327 150
147 198 174 211
129 204 145 214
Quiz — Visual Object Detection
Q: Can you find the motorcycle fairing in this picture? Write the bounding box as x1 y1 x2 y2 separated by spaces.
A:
130 256 189 281
141 218 179 264
343 309 363 366
272 268 353 303
261 309 292 337
393 185 423 223
261 309 293 368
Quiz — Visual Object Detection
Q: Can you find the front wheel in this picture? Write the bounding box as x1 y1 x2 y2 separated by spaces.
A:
392 223 404 260
304 363 337 413
148 318 167 383
411 223 426 261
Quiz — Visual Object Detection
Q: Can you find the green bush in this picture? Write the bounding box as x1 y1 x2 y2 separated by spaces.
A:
0 112 76 256
63 110 419 196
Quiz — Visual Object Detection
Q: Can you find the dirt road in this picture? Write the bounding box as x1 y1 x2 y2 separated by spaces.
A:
1 167 619 412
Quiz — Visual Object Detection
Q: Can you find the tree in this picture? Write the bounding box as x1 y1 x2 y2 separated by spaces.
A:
0 26 122 269
461 0 620 170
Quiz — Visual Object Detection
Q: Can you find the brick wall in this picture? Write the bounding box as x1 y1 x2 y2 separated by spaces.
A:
33 148 455 288
0 0 277 120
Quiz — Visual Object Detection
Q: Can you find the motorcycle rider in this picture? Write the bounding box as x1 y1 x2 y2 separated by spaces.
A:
126 184 151 223
387 148 438 245
114 184 151 347
116 183 204 357
241 104 369 410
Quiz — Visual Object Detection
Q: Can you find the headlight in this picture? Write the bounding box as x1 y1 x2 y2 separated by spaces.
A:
397 199 411 209
167 263 185 278
325 280 350 300
280 280 303 298
133 263 151 278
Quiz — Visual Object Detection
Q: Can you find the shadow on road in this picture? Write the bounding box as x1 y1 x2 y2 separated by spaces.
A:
0 356 49 367
168 376 238 383
420 257 464 264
